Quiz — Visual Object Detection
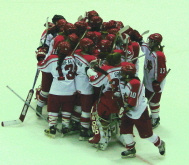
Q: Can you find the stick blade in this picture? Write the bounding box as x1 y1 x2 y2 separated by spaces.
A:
1 119 22 127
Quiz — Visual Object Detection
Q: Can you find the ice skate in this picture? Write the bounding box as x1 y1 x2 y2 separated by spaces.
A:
36 105 42 117
79 126 92 141
94 142 109 151
70 120 80 132
44 125 56 138
121 148 136 158
151 117 160 129
61 126 70 137
158 140 165 155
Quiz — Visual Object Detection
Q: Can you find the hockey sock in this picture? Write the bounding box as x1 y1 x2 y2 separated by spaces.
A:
37 90 49 107
48 112 58 127
61 111 72 127
80 111 90 129
119 134 135 149
149 102 160 118
146 133 161 147
71 106 82 122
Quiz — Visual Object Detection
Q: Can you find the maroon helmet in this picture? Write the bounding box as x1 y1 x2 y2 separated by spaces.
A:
56 19 67 28
121 63 136 78
107 28 119 35
88 16 103 28
67 33 79 44
99 40 112 53
116 21 124 29
57 41 71 54
148 33 163 43
79 38 95 53
105 34 116 43
85 31 96 41
64 23 77 35
74 21 88 35
87 10 99 20
108 20 117 29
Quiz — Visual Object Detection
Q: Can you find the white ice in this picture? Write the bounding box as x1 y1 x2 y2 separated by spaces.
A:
0 0 189 165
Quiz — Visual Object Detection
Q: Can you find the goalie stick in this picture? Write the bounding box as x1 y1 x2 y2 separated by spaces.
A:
2 86 62 133
1 69 40 127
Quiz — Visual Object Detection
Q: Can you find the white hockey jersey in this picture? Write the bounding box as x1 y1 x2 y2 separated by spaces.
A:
74 49 97 95
37 54 76 95
120 79 147 119
141 42 167 92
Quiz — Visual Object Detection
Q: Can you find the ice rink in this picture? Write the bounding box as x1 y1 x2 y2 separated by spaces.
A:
1 0 189 165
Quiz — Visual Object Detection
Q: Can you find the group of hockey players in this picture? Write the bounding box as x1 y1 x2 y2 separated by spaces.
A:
35 10 167 158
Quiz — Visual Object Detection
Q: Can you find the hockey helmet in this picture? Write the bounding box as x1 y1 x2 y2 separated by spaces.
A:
79 38 95 53
105 34 116 43
56 19 67 28
88 16 103 28
87 10 99 20
148 33 163 43
99 40 112 53
121 63 136 78
64 23 77 35
107 28 119 35
74 21 88 34
106 53 121 66
57 41 71 54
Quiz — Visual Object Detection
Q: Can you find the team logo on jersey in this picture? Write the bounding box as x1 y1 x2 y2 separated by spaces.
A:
146 60 152 73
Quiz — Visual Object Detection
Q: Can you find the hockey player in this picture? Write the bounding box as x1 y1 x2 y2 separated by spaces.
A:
74 38 97 140
35 19 67 116
118 64 166 158
128 31 167 128
37 41 76 137
87 53 130 150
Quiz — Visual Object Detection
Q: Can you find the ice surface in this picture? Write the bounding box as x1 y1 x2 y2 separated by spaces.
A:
1 0 189 165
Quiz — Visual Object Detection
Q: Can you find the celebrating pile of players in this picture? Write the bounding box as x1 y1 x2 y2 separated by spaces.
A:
35 10 167 158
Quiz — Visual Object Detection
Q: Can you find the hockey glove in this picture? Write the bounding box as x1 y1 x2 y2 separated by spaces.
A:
152 80 161 92
87 68 98 81
129 30 143 42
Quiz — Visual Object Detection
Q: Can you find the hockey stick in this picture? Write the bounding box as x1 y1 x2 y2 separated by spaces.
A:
128 53 145 62
147 68 171 104
2 86 62 133
71 29 88 56
141 30 149 36
1 69 40 127
111 25 130 51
